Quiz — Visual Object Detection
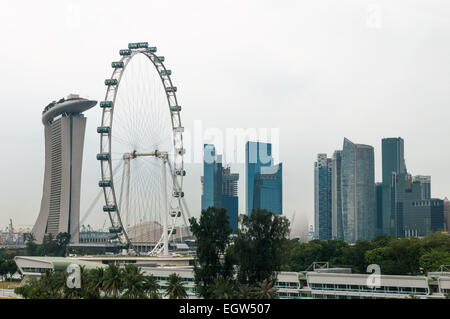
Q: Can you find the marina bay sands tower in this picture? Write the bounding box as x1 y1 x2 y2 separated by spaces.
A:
32 94 97 244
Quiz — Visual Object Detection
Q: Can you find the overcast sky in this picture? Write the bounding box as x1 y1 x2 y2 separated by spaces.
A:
0 0 449 235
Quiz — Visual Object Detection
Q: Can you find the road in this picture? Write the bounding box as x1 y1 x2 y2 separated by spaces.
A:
0 289 20 299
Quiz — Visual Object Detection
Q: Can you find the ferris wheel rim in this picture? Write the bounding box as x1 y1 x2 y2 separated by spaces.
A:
98 44 185 255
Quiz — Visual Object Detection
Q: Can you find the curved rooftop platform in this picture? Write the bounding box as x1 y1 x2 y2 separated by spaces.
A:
42 94 97 125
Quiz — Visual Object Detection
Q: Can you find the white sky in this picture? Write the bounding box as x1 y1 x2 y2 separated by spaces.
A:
0 0 449 235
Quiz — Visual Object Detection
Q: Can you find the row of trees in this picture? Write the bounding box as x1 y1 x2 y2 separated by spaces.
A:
285 231 450 275
0 258 17 280
15 263 187 299
189 207 290 299
24 232 71 257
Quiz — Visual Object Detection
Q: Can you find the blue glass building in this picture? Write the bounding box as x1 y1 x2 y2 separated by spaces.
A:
201 144 239 232
246 141 282 215
314 154 332 240
381 137 407 236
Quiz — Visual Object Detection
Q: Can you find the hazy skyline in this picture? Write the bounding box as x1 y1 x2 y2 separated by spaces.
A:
1 1 450 236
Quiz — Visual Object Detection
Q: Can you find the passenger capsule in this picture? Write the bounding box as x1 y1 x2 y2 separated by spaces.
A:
175 170 186 176
100 101 113 108
103 205 117 212
105 79 118 86
111 61 124 68
176 148 185 155
147 46 157 52
96 153 110 161
109 226 123 233
120 49 132 56
98 180 112 187
169 229 177 235
97 126 111 134
157 56 165 62
173 191 184 198
160 70 172 76
170 211 182 218
128 43 139 49
166 86 177 93
173 126 184 133
170 106 181 112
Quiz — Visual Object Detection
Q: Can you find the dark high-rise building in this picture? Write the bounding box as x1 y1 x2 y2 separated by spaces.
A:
314 154 333 240
222 166 239 232
201 144 222 209
341 138 376 242
404 198 445 237
246 141 282 215
381 137 407 236
33 94 96 244
332 151 344 240
375 182 383 236
201 144 239 232
444 197 450 232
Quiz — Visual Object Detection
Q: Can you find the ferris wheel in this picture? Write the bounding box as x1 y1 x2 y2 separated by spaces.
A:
97 42 186 255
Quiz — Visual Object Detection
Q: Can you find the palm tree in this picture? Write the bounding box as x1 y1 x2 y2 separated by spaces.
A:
237 284 253 299
102 264 124 298
209 275 237 299
121 264 146 299
165 273 187 299
143 274 160 299
85 267 105 298
40 270 65 298
254 279 278 299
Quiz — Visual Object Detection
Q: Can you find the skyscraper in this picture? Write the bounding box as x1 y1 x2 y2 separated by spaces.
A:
246 141 282 215
32 94 97 244
375 182 383 236
222 166 239 232
404 198 445 237
332 151 344 240
201 144 239 232
381 137 407 236
341 138 376 242
201 144 223 209
314 154 332 240
444 197 450 232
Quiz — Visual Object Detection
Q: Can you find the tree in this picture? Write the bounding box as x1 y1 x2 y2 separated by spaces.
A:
0 259 18 280
341 240 374 273
102 264 124 298
42 233 59 256
165 273 187 299
419 249 450 273
208 274 238 299
24 233 38 256
56 232 71 257
189 206 234 298
84 267 105 298
143 274 160 299
232 209 290 286
254 279 278 299
237 284 253 299
121 264 146 299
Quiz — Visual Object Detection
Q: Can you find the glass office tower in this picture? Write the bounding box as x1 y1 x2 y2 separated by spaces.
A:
246 141 282 215
381 137 407 236
332 151 344 240
314 154 333 240
201 144 239 232
341 138 376 242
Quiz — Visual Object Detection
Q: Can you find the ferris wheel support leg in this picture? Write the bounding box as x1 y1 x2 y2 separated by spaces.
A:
162 156 169 256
